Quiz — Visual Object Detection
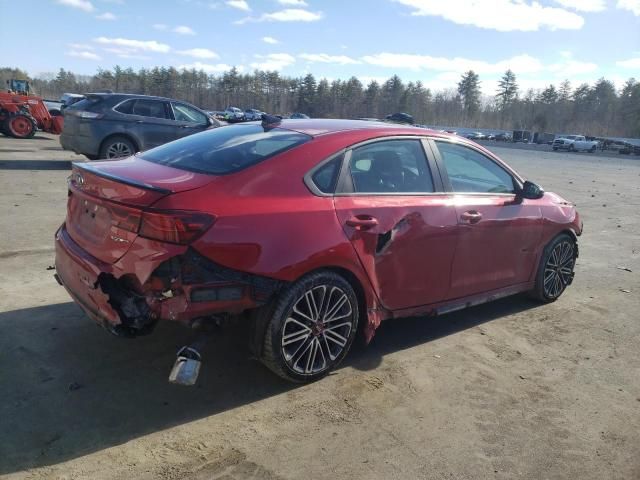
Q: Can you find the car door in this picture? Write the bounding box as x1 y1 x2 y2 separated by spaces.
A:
333 138 458 311
171 102 210 139
431 139 543 299
128 99 180 150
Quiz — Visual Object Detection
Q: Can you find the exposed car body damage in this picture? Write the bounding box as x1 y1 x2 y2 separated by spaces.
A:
55 119 582 382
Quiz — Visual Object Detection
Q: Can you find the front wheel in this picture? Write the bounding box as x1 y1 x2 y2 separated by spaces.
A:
260 271 359 383
530 234 577 303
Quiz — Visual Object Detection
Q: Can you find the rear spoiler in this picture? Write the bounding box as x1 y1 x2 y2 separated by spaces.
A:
73 162 173 194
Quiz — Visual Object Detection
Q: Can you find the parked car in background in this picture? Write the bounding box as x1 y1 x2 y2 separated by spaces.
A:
44 100 63 117
494 132 512 142
485 133 496 140
60 93 218 159
290 112 310 119
512 130 532 143
55 119 581 383
385 112 413 124
224 107 245 122
619 142 640 155
60 93 85 112
552 135 598 152
466 132 486 140
244 109 265 121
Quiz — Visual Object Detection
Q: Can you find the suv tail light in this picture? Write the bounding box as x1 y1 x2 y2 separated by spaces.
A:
73 110 104 119
139 210 215 244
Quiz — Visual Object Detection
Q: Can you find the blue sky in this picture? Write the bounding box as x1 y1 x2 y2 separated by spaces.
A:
1 0 639 93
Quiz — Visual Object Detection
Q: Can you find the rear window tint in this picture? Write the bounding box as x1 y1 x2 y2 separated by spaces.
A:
311 156 341 193
68 97 103 111
140 124 311 175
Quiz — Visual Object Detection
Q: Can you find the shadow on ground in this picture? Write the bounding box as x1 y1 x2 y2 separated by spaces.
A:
0 295 540 474
0 160 71 170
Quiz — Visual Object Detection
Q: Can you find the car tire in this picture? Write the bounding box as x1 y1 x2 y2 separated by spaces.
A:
99 136 136 159
590 146 596 153
529 233 577 303
552 147 558 151
569 144 575 152
260 271 359 383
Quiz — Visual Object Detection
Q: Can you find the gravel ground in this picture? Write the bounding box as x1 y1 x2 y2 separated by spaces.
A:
0 133 638 480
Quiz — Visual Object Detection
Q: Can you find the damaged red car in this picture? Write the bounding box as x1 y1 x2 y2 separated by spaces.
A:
55 119 582 382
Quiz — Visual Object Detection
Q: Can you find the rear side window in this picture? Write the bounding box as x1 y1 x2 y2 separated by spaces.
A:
132 99 168 119
140 124 311 175
310 156 342 194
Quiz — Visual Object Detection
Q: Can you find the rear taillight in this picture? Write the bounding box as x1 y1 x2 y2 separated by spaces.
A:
74 110 103 119
139 210 215 244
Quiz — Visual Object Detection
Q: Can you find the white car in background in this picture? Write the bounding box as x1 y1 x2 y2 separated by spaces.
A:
552 135 598 152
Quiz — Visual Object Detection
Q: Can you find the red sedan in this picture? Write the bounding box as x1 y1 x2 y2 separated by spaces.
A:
55 119 582 382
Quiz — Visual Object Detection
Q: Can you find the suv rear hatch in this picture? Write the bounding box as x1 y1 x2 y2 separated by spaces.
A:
66 157 214 264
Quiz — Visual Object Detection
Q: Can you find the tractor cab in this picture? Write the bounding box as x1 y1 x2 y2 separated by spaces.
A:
6 79 31 95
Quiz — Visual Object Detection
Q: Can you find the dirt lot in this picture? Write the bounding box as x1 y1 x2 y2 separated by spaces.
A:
0 134 639 480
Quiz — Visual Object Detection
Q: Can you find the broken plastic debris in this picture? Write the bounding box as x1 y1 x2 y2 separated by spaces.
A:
620 289 631 293
616 266 632 272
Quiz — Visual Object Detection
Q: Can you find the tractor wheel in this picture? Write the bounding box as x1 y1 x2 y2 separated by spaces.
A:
4 113 37 139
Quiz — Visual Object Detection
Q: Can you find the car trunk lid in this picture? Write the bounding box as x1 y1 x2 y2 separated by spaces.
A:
66 157 214 264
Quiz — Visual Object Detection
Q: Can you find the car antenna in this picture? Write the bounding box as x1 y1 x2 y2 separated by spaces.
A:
261 114 281 131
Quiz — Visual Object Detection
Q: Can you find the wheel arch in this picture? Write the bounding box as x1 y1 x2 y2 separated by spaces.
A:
99 132 140 156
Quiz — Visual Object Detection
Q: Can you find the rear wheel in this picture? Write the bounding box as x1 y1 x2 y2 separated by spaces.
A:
4 113 37 139
552 147 558 151
530 233 577 303
260 271 359 383
590 145 596 153
569 144 576 152
99 136 136 159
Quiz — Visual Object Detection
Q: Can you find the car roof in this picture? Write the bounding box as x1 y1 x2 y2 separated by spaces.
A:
85 92 188 103
274 118 446 138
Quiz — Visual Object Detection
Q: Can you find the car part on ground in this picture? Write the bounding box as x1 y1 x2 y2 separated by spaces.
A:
59 93 218 159
54 119 582 384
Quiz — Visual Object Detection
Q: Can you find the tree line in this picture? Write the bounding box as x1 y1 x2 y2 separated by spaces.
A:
2 66 639 138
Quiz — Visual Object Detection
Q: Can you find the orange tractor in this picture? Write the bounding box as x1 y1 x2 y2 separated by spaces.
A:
0 79 64 138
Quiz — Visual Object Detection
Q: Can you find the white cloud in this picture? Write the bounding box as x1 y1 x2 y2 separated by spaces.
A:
57 0 94 12
226 0 250 10
153 23 167 30
299 53 360 65
361 53 545 74
177 48 219 59
263 36 279 44
237 8 323 23
250 53 295 70
95 12 117 20
553 0 606 12
67 50 102 60
104 48 151 60
616 57 640 68
547 59 598 76
173 25 196 35
617 0 640 15
178 62 236 73
94 37 171 52
277 0 308 5
393 0 584 31
68 43 95 50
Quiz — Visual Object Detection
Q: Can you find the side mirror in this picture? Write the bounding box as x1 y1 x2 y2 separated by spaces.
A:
518 180 545 199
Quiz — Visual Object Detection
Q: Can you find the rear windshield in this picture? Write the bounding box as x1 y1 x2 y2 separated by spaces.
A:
140 124 311 175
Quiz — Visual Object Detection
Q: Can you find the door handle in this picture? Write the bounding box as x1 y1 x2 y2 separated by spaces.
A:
460 210 483 224
346 215 379 230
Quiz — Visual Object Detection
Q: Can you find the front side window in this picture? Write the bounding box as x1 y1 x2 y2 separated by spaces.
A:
141 124 310 175
172 103 208 124
348 139 434 194
132 99 168 119
435 141 516 194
